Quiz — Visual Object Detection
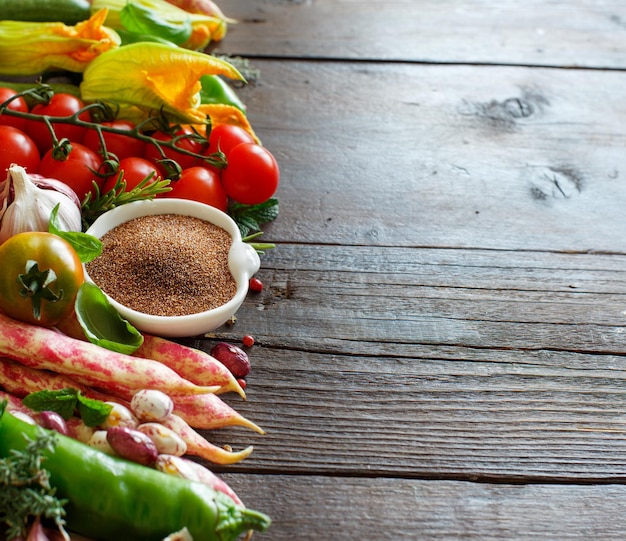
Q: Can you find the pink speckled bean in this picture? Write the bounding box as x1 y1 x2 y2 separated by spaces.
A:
101 402 139 429
137 422 187 456
130 390 173 422
0 311 216 397
87 430 116 455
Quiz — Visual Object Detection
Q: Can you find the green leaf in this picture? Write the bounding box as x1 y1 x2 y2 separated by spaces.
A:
22 389 78 420
49 204 103 263
229 198 279 237
120 3 192 45
76 394 113 427
21 389 113 428
75 282 144 355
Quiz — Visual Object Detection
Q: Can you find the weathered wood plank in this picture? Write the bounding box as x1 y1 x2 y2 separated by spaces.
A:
205 345 626 480
230 60 626 252
216 0 626 68
221 474 626 540
214 244 626 355
188 244 626 480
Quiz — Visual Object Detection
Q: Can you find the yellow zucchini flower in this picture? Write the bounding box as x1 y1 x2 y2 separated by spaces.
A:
192 104 260 144
0 9 120 76
80 42 244 125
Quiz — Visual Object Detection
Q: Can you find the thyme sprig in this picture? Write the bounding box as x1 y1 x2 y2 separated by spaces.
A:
0 425 67 540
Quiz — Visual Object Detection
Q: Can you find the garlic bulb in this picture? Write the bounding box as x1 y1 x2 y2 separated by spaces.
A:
0 164 83 244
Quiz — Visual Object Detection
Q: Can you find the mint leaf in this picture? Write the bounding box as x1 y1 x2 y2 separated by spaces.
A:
229 198 279 237
22 388 113 427
22 389 78 420
75 282 144 355
77 394 112 427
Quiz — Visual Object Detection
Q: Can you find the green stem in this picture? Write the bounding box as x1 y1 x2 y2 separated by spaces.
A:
0 88 226 170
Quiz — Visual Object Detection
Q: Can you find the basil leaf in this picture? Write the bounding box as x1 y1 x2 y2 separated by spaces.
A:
115 28 179 47
49 204 103 263
76 394 113 427
120 3 192 45
23 388 78 420
75 282 144 355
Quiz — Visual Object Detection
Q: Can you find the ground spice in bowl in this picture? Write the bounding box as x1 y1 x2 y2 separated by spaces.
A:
85 213 238 317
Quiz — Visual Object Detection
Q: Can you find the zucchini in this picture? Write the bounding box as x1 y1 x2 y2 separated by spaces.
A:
0 0 92 25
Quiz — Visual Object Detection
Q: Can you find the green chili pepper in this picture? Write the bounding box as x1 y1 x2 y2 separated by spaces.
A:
200 75 247 113
0 401 271 541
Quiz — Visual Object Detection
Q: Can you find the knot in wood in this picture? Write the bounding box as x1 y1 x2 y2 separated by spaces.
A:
502 97 533 119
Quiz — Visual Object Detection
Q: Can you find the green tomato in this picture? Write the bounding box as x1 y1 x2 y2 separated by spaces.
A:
0 232 84 326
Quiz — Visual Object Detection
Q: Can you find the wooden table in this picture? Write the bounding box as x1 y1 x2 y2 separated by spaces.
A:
195 2 626 538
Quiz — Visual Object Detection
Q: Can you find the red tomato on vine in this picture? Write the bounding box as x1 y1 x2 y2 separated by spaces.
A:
39 143 103 200
0 125 40 174
26 93 91 154
144 127 205 174
206 124 255 158
163 166 228 212
221 143 280 205
103 157 162 194
83 120 146 162
0 87 29 131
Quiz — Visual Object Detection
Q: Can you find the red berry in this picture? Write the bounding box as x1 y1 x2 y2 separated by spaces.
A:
249 277 263 292
242 335 255 348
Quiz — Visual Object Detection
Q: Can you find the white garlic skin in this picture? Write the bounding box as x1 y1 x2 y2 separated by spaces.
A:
0 164 82 244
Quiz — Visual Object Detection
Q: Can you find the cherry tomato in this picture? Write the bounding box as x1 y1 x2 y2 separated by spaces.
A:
103 156 162 194
0 87 29 131
144 127 205 175
163 166 228 212
221 143 280 205
26 93 91 154
0 125 41 175
0 231 84 326
39 143 103 200
206 124 255 158
83 120 146 162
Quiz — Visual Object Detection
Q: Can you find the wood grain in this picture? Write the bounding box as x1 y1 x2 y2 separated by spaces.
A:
186 2 626 539
226 60 626 252
195 245 626 481
216 0 626 68
220 474 626 540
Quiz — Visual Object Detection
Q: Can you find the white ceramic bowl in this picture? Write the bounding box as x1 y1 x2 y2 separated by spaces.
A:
84 198 260 337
